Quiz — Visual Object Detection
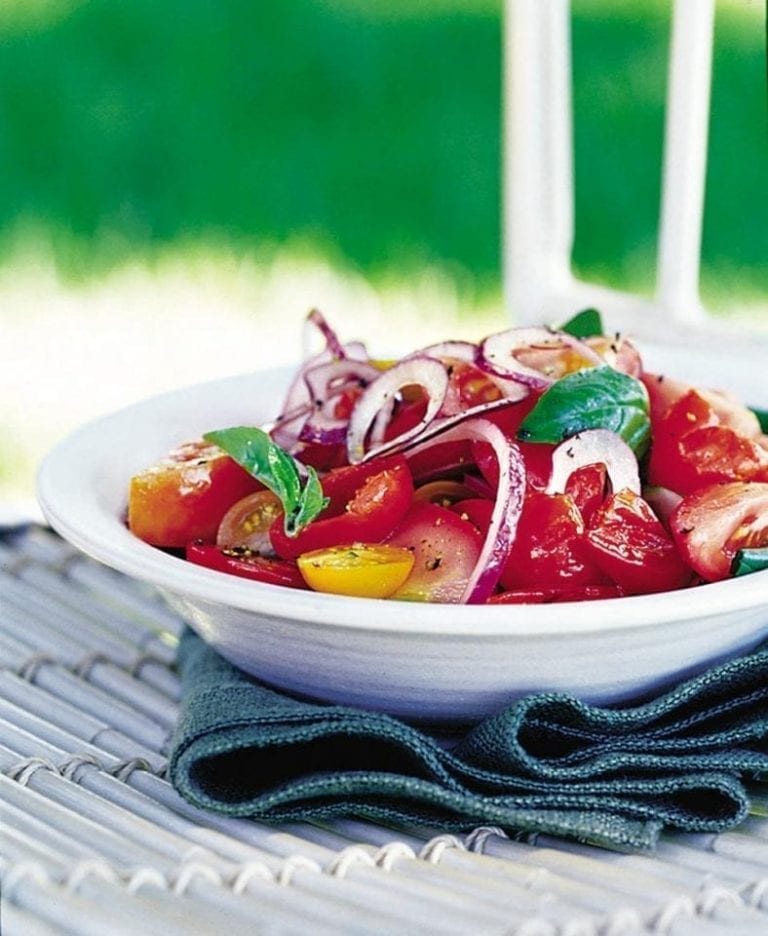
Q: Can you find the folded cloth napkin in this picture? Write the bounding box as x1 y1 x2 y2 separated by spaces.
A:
168 629 768 851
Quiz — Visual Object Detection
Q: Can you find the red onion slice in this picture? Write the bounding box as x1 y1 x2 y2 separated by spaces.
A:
406 418 526 603
346 356 449 464
361 396 528 463
546 429 640 497
405 340 478 363
305 308 348 360
299 359 382 445
478 326 607 388
478 327 562 388
271 342 371 449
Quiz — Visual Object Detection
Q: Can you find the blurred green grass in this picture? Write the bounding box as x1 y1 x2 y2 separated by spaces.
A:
0 0 765 301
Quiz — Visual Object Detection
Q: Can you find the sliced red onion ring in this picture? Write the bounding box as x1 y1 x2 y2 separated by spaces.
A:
478 326 606 388
299 359 382 444
361 396 527 463
478 327 562 388
546 429 640 497
346 356 449 464
271 342 371 449
305 308 348 360
304 359 381 403
405 340 478 363
406 418 526 603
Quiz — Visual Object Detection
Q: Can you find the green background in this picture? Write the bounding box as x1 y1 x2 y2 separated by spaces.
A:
0 0 765 300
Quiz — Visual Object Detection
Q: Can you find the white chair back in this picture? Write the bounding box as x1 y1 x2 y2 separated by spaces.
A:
502 0 754 344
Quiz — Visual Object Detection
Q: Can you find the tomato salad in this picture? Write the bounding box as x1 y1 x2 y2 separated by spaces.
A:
128 309 768 603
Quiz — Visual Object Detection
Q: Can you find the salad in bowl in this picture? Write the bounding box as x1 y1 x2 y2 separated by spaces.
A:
127 309 768 605
37 308 768 718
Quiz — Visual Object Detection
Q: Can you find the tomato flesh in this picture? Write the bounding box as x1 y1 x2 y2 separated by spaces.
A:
585 489 692 595
387 501 482 602
128 441 263 547
670 481 768 581
186 543 307 589
297 544 415 598
216 489 283 551
270 455 414 560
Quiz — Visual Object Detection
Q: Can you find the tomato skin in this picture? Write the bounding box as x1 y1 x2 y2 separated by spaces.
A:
297 544 415 598
564 463 607 525
489 584 623 604
186 543 307 589
293 441 349 473
643 372 762 439
647 389 768 495
500 491 606 589
584 490 692 595
449 498 494 535
669 481 768 582
270 456 414 560
386 501 482 603
128 442 263 548
406 440 473 483
475 440 554 492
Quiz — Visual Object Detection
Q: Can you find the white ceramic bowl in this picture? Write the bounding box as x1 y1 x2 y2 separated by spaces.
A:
37 338 768 723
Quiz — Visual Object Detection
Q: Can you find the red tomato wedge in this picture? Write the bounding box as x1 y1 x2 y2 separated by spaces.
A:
128 441 263 547
669 481 768 582
386 501 482 603
500 491 606 589
186 543 307 589
643 372 762 439
585 490 693 595
269 455 414 560
647 389 768 495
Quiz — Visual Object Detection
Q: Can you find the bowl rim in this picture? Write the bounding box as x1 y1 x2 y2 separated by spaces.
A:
37 363 768 639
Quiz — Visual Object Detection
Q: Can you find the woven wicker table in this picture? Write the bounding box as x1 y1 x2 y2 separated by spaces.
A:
2 524 768 935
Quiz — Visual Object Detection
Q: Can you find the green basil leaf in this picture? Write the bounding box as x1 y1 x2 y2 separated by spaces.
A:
203 426 328 535
731 547 768 577
750 407 768 433
288 466 327 537
558 308 604 339
517 365 651 455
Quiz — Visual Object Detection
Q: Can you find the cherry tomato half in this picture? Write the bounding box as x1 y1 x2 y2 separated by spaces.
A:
186 543 307 589
386 501 482 603
128 441 263 547
297 544 415 598
669 481 768 582
217 489 283 552
270 455 414 560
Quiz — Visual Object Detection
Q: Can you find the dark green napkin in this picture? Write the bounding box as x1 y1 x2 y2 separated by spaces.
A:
168 629 768 851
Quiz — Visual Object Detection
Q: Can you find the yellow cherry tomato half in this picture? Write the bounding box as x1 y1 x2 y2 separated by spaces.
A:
297 544 415 599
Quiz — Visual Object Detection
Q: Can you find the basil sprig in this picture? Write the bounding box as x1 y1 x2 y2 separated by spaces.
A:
203 427 328 537
731 547 768 578
518 366 651 455
558 307 603 339
751 407 768 433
